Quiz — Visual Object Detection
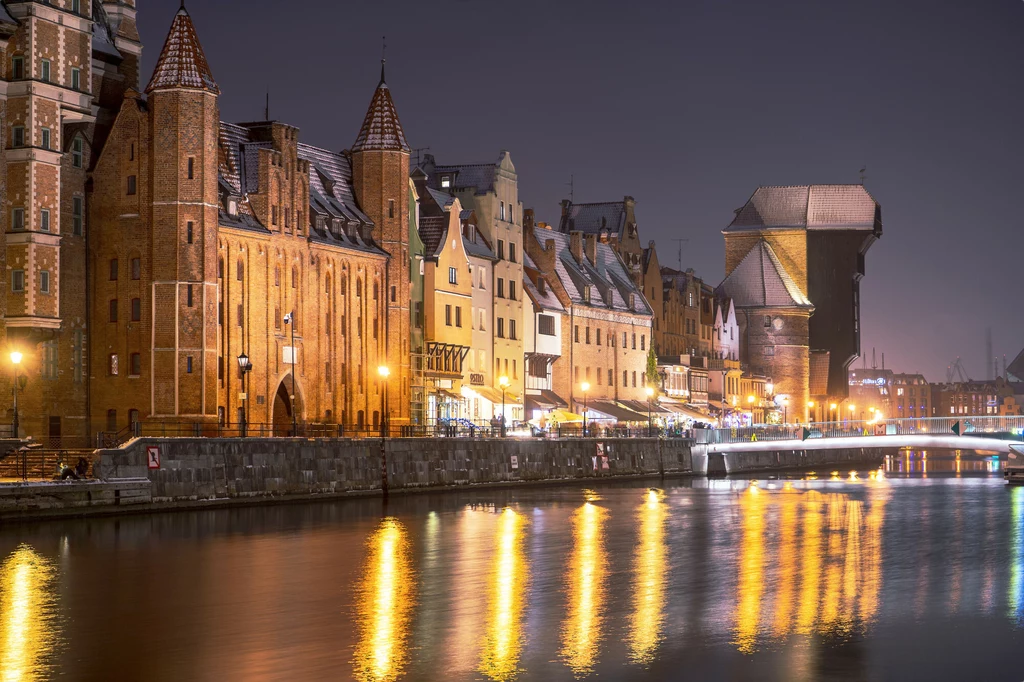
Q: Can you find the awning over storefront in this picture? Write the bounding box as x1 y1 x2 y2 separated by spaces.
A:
660 401 712 421
619 399 672 415
464 385 522 406
581 401 649 423
525 390 568 412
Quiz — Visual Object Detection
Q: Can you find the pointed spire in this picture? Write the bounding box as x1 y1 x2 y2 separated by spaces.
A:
352 59 409 153
379 35 387 86
145 6 219 95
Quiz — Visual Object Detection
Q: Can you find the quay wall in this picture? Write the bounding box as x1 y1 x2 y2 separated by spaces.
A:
693 445 887 475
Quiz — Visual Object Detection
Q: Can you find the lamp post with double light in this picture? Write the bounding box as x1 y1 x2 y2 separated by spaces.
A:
378 365 390 496
10 351 22 438
237 352 252 437
498 375 509 437
645 386 655 437
581 382 590 437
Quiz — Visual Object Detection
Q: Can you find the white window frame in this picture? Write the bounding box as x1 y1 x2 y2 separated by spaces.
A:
40 58 50 83
40 208 50 232
72 137 83 168
11 269 24 292
41 127 50 150
40 270 50 294
11 207 24 231
71 67 80 90
12 126 24 148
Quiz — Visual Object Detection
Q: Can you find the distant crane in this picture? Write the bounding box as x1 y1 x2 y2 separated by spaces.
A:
946 357 970 383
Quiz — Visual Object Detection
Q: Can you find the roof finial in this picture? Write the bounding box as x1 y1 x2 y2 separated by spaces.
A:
380 35 387 85
180 0 186 11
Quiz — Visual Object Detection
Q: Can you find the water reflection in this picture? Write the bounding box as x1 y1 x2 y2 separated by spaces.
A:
560 501 608 676
628 489 667 665
352 518 415 682
1009 487 1024 623
0 545 58 682
479 509 529 681
733 485 765 653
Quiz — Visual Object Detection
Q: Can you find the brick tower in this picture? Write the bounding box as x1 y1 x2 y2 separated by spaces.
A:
144 6 219 422
350 62 411 426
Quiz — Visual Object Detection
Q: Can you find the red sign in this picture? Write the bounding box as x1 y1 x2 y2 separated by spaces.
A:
873 423 886 436
146 446 161 470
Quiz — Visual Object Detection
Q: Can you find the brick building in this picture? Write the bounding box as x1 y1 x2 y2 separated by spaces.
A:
891 373 930 420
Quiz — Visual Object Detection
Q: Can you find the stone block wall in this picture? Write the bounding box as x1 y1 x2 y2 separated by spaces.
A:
95 436 693 502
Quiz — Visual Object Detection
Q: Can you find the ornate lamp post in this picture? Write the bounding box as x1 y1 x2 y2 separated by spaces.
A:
581 382 590 437
783 397 789 425
378 365 390 496
645 386 655 437
498 374 509 437
10 351 22 438
237 352 252 437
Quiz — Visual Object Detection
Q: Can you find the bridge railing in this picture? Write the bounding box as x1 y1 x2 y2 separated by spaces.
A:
696 416 1024 445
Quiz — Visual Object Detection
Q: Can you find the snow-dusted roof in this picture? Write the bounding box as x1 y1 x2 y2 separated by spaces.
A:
351 74 409 153
717 240 812 309
558 200 627 236
727 184 879 231
145 7 219 94
432 163 496 193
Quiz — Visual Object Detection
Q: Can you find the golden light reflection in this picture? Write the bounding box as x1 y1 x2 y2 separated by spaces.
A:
771 490 798 638
733 485 766 653
627 489 667 665
0 546 57 682
795 491 823 634
561 501 608 676
479 509 529 682
353 518 416 682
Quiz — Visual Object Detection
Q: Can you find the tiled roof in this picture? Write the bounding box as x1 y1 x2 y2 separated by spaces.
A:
531 230 651 317
418 216 448 258
432 163 496 193
523 275 565 313
0 2 15 27
727 185 878 231
351 71 409 152
809 351 831 395
145 7 219 94
717 240 812 309
463 234 496 261
557 201 627 236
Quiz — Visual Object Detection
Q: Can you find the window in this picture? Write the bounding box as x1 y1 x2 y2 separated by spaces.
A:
272 206 278 225
574 325 579 342
186 285 193 307
187 157 194 179
237 260 243 281
641 335 645 350
388 199 394 218
509 243 517 263
40 270 50 294
597 328 602 345
632 371 637 387
12 126 24 148
455 306 462 327
624 370 628 387
632 333 636 349
71 0 81 13
72 137 83 168
764 315 771 328
373 281 378 299
585 326 591 344
127 175 137 195
391 285 396 302
11 270 23 292
129 143 135 161
187 221 193 244
71 67 80 90
509 281 517 301
109 299 118 322
608 369 613 386
40 209 50 232
441 175 451 188
131 297 141 321
497 240 505 260
186 356 193 374
449 266 458 285
73 329 83 383
583 286 591 303
497 278 506 298
510 319 517 340
497 317 505 338
500 201 505 221
130 353 141 377
11 56 23 80
131 258 140 280
71 196 83 235
109 354 118 376
109 258 118 280
445 304 452 326
40 59 50 83
40 128 51 151
11 207 23 230
237 304 243 327
538 314 555 336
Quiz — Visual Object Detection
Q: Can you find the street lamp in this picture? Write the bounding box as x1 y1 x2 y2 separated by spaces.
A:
10 351 22 438
783 397 789 424
237 352 252 437
283 311 297 435
581 381 591 437
645 386 655 437
807 400 815 425
378 365 390 496
830 402 838 425
747 394 755 424
498 375 510 437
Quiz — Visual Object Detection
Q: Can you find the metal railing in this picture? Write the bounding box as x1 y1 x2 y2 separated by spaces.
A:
696 416 1024 445
0 447 95 481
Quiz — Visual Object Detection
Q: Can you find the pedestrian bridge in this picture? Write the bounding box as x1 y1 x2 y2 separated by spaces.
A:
705 433 1022 456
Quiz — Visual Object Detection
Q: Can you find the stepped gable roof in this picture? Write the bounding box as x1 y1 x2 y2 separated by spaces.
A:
351 66 409 153
558 200 627 236
145 6 219 94
531 230 651 317
717 239 812 309
727 184 878 232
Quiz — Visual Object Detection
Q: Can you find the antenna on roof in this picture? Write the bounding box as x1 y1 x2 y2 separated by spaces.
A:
264 89 269 121
411 146 431 171
380 36 387 85
859 166 867 184
566 174 574 203
672 238 689 271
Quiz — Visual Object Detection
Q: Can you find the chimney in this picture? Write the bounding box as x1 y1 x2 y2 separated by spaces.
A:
523 208 535 231
569 231 584 265
584 232 598 266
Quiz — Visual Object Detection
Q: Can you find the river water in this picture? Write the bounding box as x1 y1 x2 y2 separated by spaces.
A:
1 452 1023 681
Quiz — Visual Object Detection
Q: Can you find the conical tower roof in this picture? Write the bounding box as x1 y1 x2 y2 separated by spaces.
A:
718 239 812 309
351 65 409 153
145 5 219 95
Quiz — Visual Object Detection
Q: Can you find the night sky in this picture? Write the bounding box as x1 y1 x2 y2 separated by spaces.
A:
142 0 1024 382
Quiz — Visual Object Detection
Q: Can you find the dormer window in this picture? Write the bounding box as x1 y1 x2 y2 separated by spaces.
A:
629 293 636 309
227 199 238 216
441 175 451 188
583 285 591 303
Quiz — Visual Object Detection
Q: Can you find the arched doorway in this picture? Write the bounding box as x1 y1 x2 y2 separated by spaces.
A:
272 374 303 436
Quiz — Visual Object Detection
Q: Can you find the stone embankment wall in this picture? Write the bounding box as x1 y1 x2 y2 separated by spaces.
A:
95 437 693 502
693 446 886 475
